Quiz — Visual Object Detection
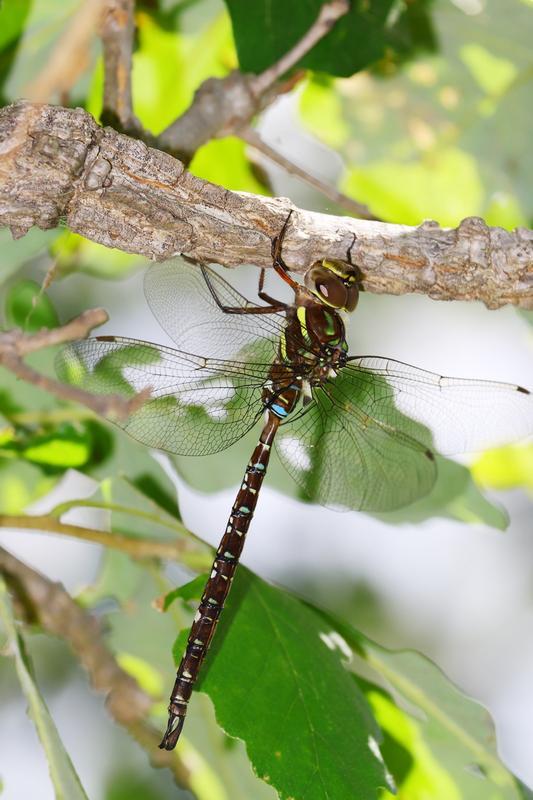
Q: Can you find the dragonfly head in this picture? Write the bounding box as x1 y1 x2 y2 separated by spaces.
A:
304 259 359 312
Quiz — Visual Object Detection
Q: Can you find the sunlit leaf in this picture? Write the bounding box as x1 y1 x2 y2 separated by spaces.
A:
367 684 461 799
342 147 483 226
312 609 526 799
471 444 533 491
460 44 517 97
131 10 235 133
0 578 89 800
0 461 57 514
189 136 268 193
50 231 143 280
300 3 532 226
1 0 85 102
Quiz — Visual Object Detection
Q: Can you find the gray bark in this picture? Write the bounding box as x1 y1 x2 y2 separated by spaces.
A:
1 101 531 309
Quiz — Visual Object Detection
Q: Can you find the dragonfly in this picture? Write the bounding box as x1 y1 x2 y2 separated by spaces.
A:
56 213 533 750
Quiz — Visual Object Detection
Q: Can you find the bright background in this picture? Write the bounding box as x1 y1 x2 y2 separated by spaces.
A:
0 0 532 798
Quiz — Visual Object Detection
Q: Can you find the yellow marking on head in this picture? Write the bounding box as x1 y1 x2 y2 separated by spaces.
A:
321 259 353 279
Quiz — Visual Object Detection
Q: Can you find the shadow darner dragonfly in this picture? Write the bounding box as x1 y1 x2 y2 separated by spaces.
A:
56 215 533 750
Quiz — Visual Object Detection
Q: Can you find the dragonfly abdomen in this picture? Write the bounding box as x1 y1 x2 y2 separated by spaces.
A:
160 412 281 750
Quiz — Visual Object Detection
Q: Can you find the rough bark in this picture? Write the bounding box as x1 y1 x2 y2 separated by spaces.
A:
0 101 531 309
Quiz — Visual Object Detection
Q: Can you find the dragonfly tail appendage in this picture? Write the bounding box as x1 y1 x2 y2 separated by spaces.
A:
160 414 281 749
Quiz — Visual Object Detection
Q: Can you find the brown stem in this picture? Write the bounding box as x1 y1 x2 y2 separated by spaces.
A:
0 544 198 792
0 309 151 421
23 0 106 103
101 0 137 130
250 0 350 97
0 514 200 563
240 126 381 221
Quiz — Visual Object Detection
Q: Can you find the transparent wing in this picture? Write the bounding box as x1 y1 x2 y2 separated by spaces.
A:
275 373 436 513
144 258 288 363
346 357 533 454
56 336 268 456
275 357 533 512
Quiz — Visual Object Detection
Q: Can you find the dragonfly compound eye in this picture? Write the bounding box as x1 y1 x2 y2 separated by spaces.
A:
305 262 359 312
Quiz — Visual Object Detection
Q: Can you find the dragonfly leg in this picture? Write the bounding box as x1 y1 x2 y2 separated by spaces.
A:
271 211 299 291
201 265 287 315
257 267 289 309
346 232 357 265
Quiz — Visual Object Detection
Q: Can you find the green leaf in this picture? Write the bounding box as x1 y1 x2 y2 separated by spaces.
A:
224 0 435 77
342 147 484 226
78 549 143 607
164 572 207 611
471 444 533 491
300 3 532 227
0 415 113 474
0 578 89 800
313 607 525 799
50 231 143 280
0 460 57 514
109 9 236 134
377 456 509 531
189 136 268 194
1 0 86 103
0 0 32 51
4 279 59 332
169 569 392 800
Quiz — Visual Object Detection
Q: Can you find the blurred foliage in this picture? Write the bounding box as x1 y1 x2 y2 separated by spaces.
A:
5 279 59 331
472 444 533 491
300 0 532 227
0 578 89 800
0 0 532 798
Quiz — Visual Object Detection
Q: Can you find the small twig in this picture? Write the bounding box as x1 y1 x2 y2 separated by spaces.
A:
0 514 205 564
101 0 139 132
241 126 381 221
0 309 150 421
0 544 198 793
23 0 106 102
250 0 350 97
158 1 349 161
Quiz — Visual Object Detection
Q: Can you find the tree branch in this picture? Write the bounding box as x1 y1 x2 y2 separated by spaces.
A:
0 308 151 420
249 0 350 97
240 126 380 221
101 0 137 131
0 101 532 309
0 514 203 563
158 0 349 163
0 544 198 792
